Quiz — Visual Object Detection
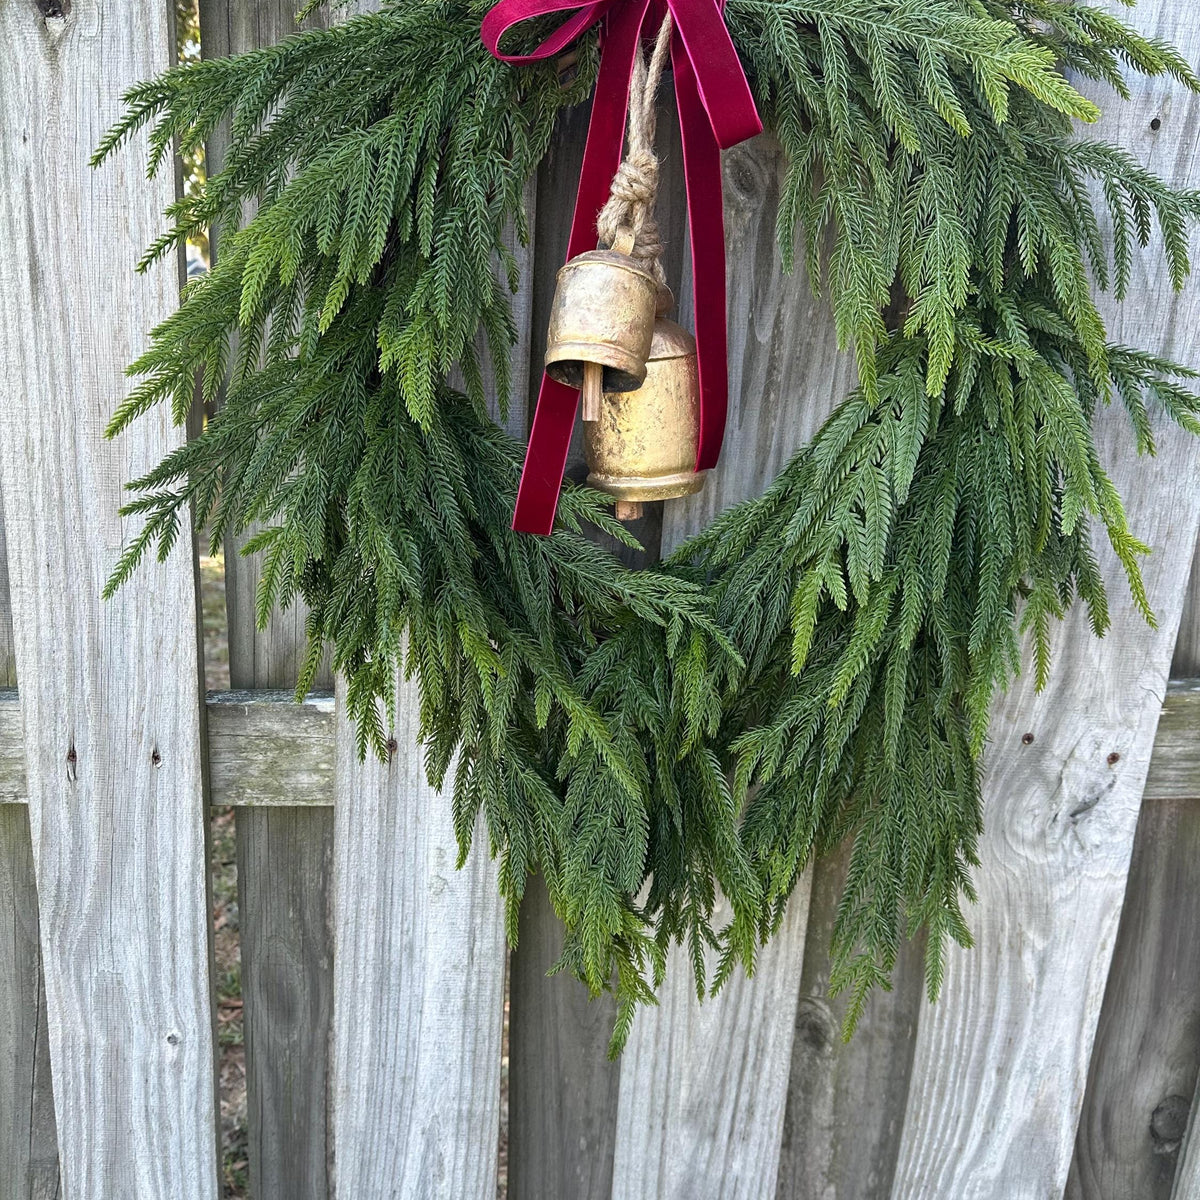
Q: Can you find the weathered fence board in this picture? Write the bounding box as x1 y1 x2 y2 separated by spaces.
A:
775 846 926 1200
0 498 14 690
1176 1088 1200 1200
1169 577 1200 1200
227 648 335 1200
330 680 506 1195
1067 793 1200 1199
0 2 220 1196
237 804 335 1199
890 8 1200 1195
196 4 341 1194
610 131 857 1200
612 890 812 1200
6 683 1200 810
206 691 335 807
0 510 54 1199
0 804 58 1200
1069 595 1200 1199
508 876 621 1200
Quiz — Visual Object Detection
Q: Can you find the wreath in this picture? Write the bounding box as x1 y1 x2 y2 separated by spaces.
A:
95 0 1200 1050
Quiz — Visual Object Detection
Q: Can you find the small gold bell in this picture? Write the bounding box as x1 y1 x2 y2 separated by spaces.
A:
584 303 706 520
544 240 660 421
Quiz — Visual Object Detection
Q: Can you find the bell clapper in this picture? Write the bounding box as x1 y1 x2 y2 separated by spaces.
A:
581 360 603 423
615 500 644 522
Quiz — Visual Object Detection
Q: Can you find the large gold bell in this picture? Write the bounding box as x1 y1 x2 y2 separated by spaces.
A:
544 247 659 396
584 315 706 518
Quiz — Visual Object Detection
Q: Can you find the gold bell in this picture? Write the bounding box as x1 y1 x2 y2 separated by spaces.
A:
584 302 706 520
544 240 660 421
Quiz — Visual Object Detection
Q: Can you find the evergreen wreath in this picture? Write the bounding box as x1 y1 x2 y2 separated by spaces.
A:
95 0 1200 1050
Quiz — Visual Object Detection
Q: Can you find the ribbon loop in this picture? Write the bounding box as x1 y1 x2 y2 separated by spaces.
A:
482 0 761 534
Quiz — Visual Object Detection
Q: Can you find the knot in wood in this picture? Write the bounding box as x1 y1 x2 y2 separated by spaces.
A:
1150 1094 1191 1152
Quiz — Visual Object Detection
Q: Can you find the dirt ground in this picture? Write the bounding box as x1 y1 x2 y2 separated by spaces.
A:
199 553 248 1196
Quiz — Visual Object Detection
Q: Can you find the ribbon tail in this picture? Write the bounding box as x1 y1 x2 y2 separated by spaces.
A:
512 0 653 535
673 36 729 472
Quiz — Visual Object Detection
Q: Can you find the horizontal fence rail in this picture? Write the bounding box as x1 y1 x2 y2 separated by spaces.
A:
2 681 1200 808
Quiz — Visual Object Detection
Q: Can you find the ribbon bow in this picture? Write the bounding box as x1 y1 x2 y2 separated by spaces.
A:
482 0 761 534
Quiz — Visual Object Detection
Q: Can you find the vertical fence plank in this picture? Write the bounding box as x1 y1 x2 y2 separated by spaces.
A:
195 6 340 1197
890 9 1200 1196
0 496 15 689
235 804 334 1200
1170 575 1200 1200
330 680 506 1195
1068 565 1200 1200
508 103 622 1200
0 487 59 1200
507 93 692 1198
610 133 857 1200
1170 539 1200 674
1175 1084 1200 1200
0 802 58 1200
1066 792 1200 1200
0 2 220 1197
774 845 926 1200
509 876 622 1200
327 6 523 1187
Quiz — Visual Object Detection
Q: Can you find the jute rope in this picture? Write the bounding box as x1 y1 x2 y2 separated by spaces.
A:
596 12 673 283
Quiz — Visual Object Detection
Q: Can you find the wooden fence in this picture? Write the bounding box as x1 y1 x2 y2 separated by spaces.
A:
2 1 1200 1197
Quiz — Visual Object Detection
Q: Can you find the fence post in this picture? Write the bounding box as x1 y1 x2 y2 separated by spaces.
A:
0 2 220 1196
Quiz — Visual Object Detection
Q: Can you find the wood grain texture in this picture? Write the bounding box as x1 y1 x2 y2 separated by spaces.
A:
1169 584 1200 1200
775 844 925 1200
0 805 59 1199
226 661 334 1200
0 514 52 1191
1144 681 1200 800
206 691 335 806
612 131 857 1200
1176 1083 1200 1200
228 619 337 1200
238 805 336 1200
330 676 506 1197
230 723 336 1200
890 10 1200 1195
4 683 1200 809
0 517 54 1194
612 889 813 1200
0 494 15 687
1170 532 1200 678
1066 794 1200 1200
508 875 620 1200
0 3 220 1196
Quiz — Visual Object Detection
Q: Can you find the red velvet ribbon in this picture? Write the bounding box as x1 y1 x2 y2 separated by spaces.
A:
482 0 761 534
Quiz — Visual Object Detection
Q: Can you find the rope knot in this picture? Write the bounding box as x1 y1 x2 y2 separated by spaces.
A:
595 14 673 285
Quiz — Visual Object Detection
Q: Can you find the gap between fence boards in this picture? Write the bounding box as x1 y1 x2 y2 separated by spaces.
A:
1 682 1199 807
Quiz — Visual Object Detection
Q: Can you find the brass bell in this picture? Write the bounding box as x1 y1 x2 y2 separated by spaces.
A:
584 305 706 520
544 241 660 422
